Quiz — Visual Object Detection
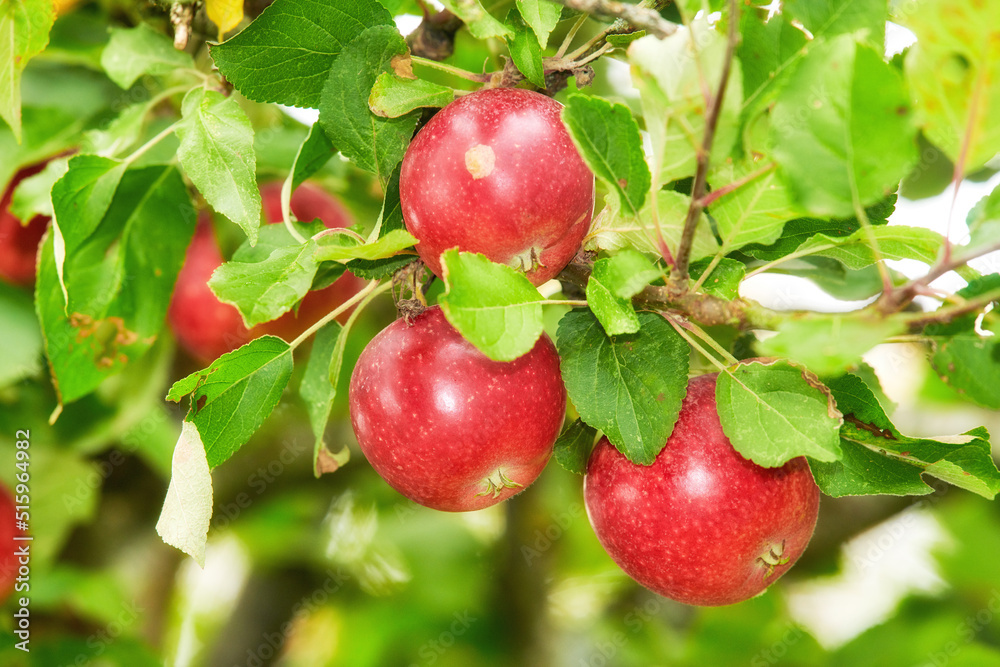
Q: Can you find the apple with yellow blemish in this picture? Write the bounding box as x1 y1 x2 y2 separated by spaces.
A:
399 88 595 285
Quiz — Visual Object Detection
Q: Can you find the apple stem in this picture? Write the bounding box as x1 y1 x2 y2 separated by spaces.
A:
288 279 392 351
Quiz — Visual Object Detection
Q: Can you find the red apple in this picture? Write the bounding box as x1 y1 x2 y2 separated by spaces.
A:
399 88 595 286
0 162 53 286
584 374 820 606
168 216 253 362
0 483 21 602
255 182 365 342
169 183 364 363
349 305 566 511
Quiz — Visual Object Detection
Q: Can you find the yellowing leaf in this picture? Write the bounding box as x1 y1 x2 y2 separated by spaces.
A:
206 0 244 41
156 422 214 566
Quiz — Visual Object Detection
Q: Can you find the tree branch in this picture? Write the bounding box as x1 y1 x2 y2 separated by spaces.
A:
672 0 740 285
879 239 1000 313
547 0 678 39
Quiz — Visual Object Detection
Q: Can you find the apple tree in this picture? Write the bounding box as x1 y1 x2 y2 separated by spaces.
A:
3 0 1000 663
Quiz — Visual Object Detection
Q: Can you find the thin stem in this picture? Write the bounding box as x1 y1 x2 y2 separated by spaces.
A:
662 313 730 372
541 299 589 307
678 316 739 365
673 0 739 284
743 241 841 281
411 55 490 82
279 177 308 244
289 280 392 350
557 12 591 59
121 120 181 167
697 163 777 208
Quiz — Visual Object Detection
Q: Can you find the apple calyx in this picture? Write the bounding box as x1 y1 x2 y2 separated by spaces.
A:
476 468 523 499
509 246 545 274
757 540 790 580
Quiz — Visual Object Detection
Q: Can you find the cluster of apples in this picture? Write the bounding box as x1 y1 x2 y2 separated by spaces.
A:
0 88 821 608
347 88 821 607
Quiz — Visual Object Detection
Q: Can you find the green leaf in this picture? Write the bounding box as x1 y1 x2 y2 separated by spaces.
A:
586 250 660 336
930 335 1000 409
966 184 1000 257
505 9 545 87
563 94 650 217
231 219 324 263
51 156 126 298
716 360 843 467
783 0 885 50
516 0 561 49
902 0 1000 173
740 194 896 261
347 164 416 280
176 88 261 245
210 0 393 108
606 31 646 48
300 321 350 476
757 314 906 377
166 336 294 468
771 36 918 217
100 23 193 90
81 101 149 157
10 156 67 220
738 8 808 129
210 240 320 328
155 421 213 566
795 224 944 269
0 283 42 388
629 19 742 188
439 0 512 39
438 250 544 362
689 257 745 300
707 160 801 251
0 0 54 141
587 190 720 261
315 228 417 262
38 165 196 404
553 419 598 475
557 309 689 465
810 373 1000 498
369 71 454 118
290 123 335 191
318 25 419 182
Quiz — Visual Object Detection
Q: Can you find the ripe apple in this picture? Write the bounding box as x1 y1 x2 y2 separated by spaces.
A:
168 216 252 362
584 374 820 606
399 88 595 286
349 305 566 511
169 182 364 363
0 162 53 286
254 182 365 342
0 483 20 602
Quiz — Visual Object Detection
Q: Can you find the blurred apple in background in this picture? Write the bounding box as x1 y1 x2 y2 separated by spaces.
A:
169 182 364 363
0 163 53 286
